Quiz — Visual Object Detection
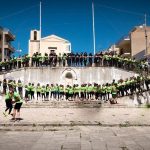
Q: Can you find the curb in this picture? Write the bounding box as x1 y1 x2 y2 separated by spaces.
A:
0 122 150 128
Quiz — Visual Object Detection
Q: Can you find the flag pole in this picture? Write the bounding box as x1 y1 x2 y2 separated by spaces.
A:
92 1 96 55
39 1 42 53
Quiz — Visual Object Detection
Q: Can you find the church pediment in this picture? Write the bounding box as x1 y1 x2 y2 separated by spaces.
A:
42 34 69 43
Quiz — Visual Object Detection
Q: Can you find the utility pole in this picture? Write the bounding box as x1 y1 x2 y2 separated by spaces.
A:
39 1 42 53
144 14 148 58
92 0 96 55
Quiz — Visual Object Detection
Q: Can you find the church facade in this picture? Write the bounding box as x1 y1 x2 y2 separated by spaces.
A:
28 30 71 56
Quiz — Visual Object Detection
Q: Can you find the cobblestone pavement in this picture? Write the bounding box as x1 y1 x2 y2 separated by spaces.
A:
0 126 150 150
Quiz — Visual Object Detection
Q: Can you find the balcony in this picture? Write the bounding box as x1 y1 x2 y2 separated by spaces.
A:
4 42 15 51
116 35 130 46
0 28 15 41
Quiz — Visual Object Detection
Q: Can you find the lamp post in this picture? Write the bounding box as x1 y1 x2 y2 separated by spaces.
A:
16 42 22 56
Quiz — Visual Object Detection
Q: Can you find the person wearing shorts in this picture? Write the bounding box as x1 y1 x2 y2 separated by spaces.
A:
11 91 23 121
3 89 13 117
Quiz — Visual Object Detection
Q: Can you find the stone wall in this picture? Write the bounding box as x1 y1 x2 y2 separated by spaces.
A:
0 67 136 86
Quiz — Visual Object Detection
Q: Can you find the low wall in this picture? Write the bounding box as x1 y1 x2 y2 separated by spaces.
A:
0 67 136 85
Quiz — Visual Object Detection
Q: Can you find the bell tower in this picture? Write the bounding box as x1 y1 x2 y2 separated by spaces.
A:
29 30 40 56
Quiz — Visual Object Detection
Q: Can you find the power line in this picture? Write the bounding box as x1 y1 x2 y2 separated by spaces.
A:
96 3 149 17
0 4 38 20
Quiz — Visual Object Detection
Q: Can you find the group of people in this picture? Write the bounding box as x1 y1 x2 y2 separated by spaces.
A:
0 52 149 74
2 73 150 121
1 75 150 104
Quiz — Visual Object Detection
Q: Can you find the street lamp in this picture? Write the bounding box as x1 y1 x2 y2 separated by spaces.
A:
15 42 22 56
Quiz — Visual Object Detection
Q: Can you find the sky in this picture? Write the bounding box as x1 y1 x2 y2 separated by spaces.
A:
0 0 150 56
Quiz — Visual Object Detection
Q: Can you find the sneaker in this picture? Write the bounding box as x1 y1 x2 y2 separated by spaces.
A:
10 118 15 122
3 112 7 117
10 113 13 117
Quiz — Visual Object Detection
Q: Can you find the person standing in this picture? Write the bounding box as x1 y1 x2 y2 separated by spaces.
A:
59 84 64 100
24 85 29 103
36 83 41 101
30 83 35 100
3 88 13 117
110 84 118 104
17 56 22 68
11 91 23 121
41 85 46 101
3 79 7 95
17 80 23 98
45 84 50 100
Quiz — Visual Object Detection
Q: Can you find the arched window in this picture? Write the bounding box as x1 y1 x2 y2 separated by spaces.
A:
65 72 73 79
34 31 37 40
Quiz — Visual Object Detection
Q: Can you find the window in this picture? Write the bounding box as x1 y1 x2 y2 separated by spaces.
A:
48 47 57 50
34 31 37 40
65 72 73 79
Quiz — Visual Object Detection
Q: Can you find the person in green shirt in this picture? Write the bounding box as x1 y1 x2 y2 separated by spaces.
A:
87 84 93 100
3 88 13 117
31 54 36 67
62 53 66 67
11 90 23 121
36 83 41 101
44 53 48 66
17 80 23 98
50 84 55 100
68 85 73 100
41 85 46 101
3 79 7 95
93 83 99 100
73 84 80 100
55 84 60 100
101 84 106 101
80 84 86 100
65 85 70 100
0 61 2 72
13 80 17 92
106 83 112 100
25 55 30 67
110 84 118 104
59 84 64 100
30 83 35 100
36 53 40 67
22 56 26 67
45 84 50 100
27 83 32 100
25 85 29 102
58 53 62 67
97 84 102 100
17 56 22 68
39 53 43 67
13 56 17 68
